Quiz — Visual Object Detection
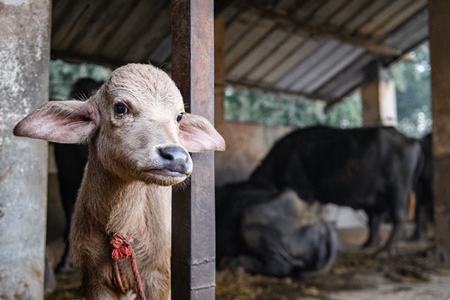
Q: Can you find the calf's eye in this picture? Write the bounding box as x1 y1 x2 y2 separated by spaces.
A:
177 113 183 122
114 103 128 116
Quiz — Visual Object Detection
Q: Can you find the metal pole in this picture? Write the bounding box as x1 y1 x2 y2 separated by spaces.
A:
171 0 216 298
429 0 450 268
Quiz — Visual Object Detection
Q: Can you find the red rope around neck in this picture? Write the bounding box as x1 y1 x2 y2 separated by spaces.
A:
110 234 147 300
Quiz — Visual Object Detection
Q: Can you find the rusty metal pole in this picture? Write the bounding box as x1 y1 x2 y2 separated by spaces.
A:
429 0 450 268
171 0 216 299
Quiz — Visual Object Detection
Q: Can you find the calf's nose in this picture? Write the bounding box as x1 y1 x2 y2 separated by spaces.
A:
158 146 192 174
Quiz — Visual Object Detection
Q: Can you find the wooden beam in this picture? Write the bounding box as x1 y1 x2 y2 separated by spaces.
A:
429 0 450 268
171 0 216 299
215 12 226 124
225 78 353 105
51 50 122 69
361 60 397 126
235 0 402 57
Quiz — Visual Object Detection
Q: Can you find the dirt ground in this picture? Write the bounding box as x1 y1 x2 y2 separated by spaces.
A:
216 240 450 300
45 237 450 300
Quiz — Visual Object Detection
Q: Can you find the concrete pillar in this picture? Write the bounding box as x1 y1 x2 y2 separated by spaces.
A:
0 0 51 298
361 60 398 127
429 0 450 268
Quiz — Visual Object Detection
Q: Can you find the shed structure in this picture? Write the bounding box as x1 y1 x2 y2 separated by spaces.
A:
1 0 449 298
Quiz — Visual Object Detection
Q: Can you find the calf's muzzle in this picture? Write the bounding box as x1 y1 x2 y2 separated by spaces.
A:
158 146 192 174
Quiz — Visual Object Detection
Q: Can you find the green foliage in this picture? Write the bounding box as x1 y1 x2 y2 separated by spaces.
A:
224 87 361 129
324 92 362 128
49 59 111 100
392 42 431 138
225 87 322 127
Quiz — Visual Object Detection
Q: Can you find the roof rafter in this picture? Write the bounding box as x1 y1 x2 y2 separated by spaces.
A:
235 0 402 57
51 50 124 69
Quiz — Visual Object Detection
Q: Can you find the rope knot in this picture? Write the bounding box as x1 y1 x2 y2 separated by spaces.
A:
111 234 134 261
110 233 146 300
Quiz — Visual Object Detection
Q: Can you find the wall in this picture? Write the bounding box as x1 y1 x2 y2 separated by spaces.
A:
214 119 292 186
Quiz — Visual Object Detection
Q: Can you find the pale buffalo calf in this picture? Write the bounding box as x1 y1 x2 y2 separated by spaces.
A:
14 64 225 300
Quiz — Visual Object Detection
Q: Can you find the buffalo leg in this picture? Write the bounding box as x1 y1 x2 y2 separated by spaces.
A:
376 188 409 254
381 205 406 252
362 210 380 248
411 203 426 240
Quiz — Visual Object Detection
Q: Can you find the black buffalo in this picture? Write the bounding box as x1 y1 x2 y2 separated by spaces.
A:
216 182 340 278
412 133 433 240
247 126 423 251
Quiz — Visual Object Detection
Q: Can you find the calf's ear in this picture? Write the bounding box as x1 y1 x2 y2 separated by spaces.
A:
179 113 226 152
13 100 99 144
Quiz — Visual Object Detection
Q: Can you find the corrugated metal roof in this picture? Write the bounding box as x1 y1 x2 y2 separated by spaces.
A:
51 0 429 102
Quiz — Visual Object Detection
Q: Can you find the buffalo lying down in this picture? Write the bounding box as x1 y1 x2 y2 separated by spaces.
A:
216 182 340 278
248 126 423 252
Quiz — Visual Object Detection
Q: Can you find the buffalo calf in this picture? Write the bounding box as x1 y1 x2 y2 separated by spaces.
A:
14 64 225 299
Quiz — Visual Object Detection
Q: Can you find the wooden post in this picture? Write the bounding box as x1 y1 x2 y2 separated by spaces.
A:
429 0 450 268
0 0 50 297
214 12 227 181
214 13 226 127
171 0 216 298
361 60 398 127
